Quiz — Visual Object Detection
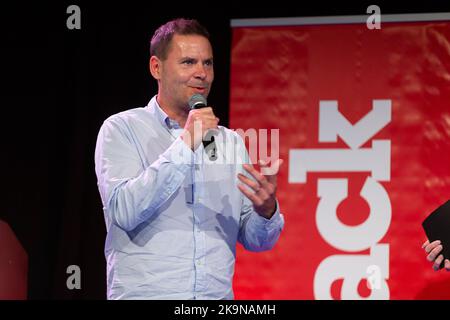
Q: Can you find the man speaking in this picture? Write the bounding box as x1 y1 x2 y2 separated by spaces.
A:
94 18 284 299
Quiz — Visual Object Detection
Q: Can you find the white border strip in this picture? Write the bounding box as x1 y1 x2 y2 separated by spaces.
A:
231 13 450 27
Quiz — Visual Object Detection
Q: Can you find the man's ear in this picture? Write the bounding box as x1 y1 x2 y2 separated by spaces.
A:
149 56 162 80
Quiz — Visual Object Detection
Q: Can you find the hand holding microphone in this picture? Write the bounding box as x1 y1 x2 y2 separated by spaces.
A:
181 94 219 160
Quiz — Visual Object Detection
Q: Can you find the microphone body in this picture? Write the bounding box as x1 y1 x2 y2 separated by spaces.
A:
188 94 218 161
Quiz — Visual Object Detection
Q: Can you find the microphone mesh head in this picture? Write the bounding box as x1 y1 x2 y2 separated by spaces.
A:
188 94 207 109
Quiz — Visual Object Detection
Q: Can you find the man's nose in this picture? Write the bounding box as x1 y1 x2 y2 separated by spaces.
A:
194 63 207 80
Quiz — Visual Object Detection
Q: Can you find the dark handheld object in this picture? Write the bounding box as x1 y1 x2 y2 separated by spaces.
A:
422 199 450 269
188 94 218 161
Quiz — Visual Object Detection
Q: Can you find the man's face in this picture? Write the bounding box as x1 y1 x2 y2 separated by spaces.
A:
155 34 214 110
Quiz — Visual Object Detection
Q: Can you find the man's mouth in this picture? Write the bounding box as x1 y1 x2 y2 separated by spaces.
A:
192 86 207 93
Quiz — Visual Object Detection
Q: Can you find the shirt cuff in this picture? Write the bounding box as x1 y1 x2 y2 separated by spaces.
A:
251 199 285 230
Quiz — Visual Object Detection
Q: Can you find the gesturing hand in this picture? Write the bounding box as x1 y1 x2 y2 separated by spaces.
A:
237 159 284 219
422 239 450 271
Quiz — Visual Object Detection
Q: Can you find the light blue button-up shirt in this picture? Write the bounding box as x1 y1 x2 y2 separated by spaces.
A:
94 96 284 299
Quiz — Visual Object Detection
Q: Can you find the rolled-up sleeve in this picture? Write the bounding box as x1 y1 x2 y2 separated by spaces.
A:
238 197 285 252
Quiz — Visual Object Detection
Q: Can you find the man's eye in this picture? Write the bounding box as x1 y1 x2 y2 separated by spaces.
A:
183 60 194 65
205 60 213 66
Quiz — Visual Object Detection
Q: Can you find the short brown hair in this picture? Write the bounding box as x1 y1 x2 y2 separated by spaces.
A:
150 18 210 60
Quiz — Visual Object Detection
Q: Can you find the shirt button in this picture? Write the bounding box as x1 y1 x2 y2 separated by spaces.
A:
196 260 202 265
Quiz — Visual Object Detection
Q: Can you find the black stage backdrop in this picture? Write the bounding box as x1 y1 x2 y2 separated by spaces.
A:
2 1 449 299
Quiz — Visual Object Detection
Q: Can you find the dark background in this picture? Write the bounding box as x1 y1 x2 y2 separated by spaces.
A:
2 1 450 299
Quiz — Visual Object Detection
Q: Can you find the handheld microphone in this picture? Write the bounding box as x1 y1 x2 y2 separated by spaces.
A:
188 94 218 161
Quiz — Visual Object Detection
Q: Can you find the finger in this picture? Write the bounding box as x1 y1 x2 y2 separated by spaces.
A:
445 259 450 271
198 107 213 113
237 174 271 202
209 119 220 128
424 240 441 253
422 240 430 249
258 159 273 169
260 158 284 177
427 245 443 262
433 255 444 271
238 173 261 193
243 163 270 189
237 183 263 207
203 119 219 131
202 114 218 122
195 109 216 121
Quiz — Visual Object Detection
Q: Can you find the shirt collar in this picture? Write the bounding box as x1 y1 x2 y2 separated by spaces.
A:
148 95 181 130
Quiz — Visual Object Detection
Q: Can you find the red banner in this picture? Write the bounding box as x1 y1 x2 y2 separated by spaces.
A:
230 17 450 299
0 221 28 299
